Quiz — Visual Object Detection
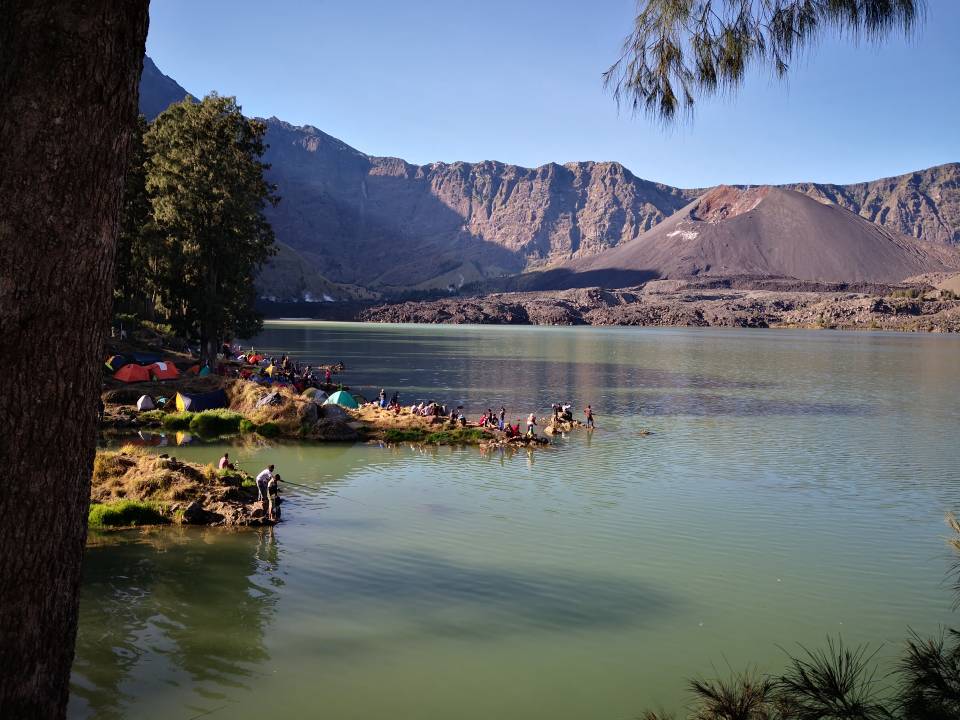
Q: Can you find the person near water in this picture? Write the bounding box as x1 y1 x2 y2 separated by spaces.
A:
526 412 537 437
256 464 275 512
498 406 506 431
324 368 332 384
379 389 387 408
584 405 595 429
268 474 282 521
218 452 234 470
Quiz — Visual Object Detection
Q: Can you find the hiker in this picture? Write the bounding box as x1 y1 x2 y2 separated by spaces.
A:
584 405 595 429
526 413 537 438
268 474 282 522
498 406 506 431
378 389 387 408
218 452 234 470
256 464 275 512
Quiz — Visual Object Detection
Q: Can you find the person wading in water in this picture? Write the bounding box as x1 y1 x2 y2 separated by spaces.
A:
584 405 595 429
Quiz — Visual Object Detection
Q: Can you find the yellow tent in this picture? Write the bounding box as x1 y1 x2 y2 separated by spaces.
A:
173 392 189 412
265 364 276 377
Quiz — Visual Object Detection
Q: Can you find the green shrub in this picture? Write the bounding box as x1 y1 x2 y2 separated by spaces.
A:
162 412 195 430
383 428 428 443
425 427 488 445
188 409 243 436
255 421 281 438
88 500 168 529
239 418 256 433
138 409 167 424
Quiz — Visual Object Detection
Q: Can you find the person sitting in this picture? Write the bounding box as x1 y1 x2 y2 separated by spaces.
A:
390 391 400 408
218 452 234 471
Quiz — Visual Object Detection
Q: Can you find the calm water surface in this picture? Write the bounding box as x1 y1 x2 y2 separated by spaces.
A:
70 323 960 719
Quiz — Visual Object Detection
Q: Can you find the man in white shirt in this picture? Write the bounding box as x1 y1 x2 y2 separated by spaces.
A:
256 465 275 505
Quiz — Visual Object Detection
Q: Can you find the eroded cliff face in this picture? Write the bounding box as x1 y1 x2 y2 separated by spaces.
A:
262 119 698 290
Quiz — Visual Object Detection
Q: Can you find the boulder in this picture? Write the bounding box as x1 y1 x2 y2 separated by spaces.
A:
255 391 284 408
309 418 360 441
319 404 349 421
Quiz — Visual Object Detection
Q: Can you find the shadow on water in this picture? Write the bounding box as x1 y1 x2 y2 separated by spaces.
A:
291 544 680 650
69 528 281 719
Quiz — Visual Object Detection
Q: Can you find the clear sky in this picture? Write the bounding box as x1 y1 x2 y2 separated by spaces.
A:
146 0 959 188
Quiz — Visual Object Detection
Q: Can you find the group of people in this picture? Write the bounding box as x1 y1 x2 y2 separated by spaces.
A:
218 453 282 522
374 390 597 437
218 344 337 391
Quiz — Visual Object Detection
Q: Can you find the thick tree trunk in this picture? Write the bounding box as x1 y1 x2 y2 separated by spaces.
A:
0 2 149 718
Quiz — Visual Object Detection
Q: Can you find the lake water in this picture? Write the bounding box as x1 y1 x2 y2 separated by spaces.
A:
70 322 960 719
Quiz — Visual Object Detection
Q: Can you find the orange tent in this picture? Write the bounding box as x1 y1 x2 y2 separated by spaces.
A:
148 361 180 380
114 364 151 383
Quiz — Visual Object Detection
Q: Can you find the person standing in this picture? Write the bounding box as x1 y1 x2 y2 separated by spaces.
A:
584 405 595 429
256 464 275 512
526 412 537 437
268 474 282 522
498 406 506 431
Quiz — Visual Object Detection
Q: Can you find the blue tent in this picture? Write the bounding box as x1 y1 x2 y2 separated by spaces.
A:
132 351 162 364
174 389 229 412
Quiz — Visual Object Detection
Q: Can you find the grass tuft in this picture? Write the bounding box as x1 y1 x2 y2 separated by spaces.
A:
383 428 428 443
188 409 243 436
88 500 168 529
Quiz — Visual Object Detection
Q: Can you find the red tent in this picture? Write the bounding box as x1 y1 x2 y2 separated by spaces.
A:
148 361 180 380
114 364 151 383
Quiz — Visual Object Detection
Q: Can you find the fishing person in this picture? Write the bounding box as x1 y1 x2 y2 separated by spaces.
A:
256 464 275 513
268 474 282 522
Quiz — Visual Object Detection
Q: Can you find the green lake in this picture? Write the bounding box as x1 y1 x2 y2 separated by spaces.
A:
70 322 960 719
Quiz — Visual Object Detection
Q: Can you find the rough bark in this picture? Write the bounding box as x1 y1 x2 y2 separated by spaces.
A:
0 2 149 718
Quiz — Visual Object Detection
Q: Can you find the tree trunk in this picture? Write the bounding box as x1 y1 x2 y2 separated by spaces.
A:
0 3 149 718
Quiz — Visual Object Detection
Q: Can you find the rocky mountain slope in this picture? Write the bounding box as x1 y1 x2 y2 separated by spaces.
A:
138 57 959 296
785 163 960 246
546 186 960 287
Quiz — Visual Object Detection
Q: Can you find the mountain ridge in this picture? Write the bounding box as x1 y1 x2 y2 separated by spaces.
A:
138 56 959 297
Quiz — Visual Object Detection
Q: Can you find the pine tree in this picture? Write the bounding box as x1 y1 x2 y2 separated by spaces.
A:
144 94 279 363
606 0 926 122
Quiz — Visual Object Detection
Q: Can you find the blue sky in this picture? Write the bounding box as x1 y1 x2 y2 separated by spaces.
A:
146 0 959 188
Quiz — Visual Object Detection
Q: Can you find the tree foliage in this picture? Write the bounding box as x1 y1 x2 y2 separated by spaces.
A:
120 94 278 361
605 0 926 122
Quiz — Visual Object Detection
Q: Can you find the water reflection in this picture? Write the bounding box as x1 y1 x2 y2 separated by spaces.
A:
70 528 281 719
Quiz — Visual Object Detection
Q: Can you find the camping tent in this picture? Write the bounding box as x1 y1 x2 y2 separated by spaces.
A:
105 355 128 372
186 364 200 375
114 364 151 383
132 352 162 364
148 361 180 380
136 395 156 411
323 390 359 409
174 389 229 412
303 387 329 404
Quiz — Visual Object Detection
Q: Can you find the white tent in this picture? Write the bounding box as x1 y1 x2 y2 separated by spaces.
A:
136 395 155 411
